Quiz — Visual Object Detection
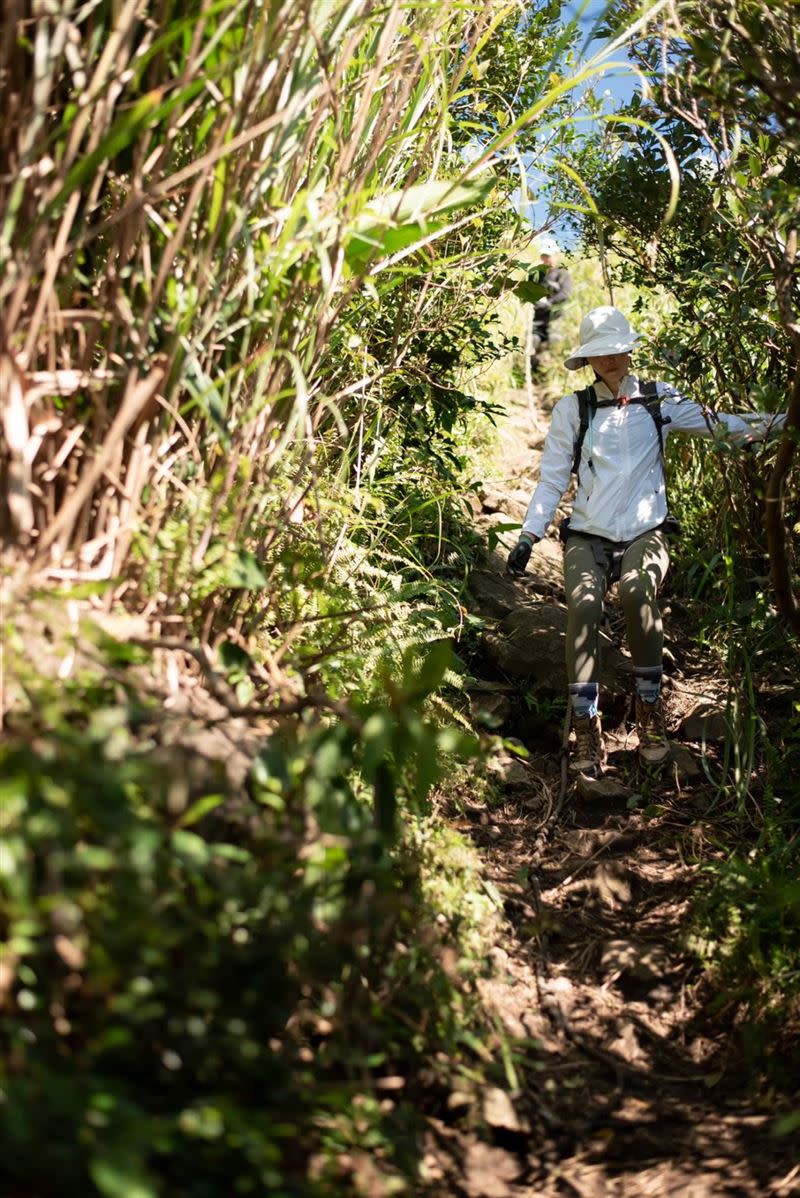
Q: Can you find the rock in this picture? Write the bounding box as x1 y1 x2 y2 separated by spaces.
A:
464 679 516 693
576 773 634 801
479 485 528 521
601 939 672 982
592 862 633 905
606 1021 644 1064
481 604 566 682
466 541 566 623
485 751 530 788
86 609 150 642
485 750 513 778
539 974 573 996
482 602 632 697
680 701 729 743
515 709 564 752
462 1142 521 1198
467 565 520 619
469 692 512 728
669 743 703 780
525 536 565 589
159 721 260 793
504 760 532 788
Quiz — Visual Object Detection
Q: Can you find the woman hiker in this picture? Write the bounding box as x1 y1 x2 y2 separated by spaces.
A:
506 305 785 779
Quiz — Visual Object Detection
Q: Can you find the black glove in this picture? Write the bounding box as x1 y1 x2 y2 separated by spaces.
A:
507 538 534 576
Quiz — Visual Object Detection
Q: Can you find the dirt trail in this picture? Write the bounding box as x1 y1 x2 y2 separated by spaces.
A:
435 386 800 1198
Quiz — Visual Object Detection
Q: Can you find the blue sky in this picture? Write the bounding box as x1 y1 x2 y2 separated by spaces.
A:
523 0 641 243
563 0 639 108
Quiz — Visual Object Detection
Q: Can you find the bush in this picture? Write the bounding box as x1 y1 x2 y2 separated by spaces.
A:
0 662 497 1197
688 833 800 1079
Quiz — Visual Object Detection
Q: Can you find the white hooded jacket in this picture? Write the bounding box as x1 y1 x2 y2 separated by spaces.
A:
522 374 785 544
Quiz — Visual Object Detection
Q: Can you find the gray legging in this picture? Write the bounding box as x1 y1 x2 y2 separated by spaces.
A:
563 528 670 683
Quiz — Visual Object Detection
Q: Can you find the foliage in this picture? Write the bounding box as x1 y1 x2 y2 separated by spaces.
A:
688 831 800 1078
2 6 597 1186
0 653 498 1197
0 0 573 611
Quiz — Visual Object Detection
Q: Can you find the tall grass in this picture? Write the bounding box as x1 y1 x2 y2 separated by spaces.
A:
1 2 491 587
0 0 672 661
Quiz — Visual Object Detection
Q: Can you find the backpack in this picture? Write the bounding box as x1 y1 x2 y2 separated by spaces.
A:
561 382 681 542
571 381 669 482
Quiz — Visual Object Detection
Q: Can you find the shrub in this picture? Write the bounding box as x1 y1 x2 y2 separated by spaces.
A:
0 658 497 1197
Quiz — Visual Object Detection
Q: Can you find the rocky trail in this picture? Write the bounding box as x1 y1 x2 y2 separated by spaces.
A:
425 386 800 1197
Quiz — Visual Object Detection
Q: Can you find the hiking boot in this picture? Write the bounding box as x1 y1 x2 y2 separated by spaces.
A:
635 695 670 765
570 713 605 779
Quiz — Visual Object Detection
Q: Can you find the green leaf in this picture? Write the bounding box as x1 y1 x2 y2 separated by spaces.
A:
218 640 252 672
361 711 393 782
437 727 479 757
183 355 229 446
487 521 521 552
369 177 497 224
178 795 225 828
413 640 453 698
250 743 289 801
772 1109 800 1137
37 579 116 600
208 158 226 232
345 176 495 266
513 280 549 304
171 830 210 867
405 718 440 801
210 844 252 863
373 761 397 843
48 91 164 213
89 1153 158 1198
74 845 116 871
346 219 444 265
224 550 268 590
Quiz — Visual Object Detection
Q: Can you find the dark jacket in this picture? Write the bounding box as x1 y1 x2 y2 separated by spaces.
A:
544 265 572 308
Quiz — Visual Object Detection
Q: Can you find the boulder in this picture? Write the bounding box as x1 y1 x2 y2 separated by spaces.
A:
478 484 529 521
680 701 729 743
481 602 632 699
466 565 519 619
482 1086 529 1133
485 750 531 788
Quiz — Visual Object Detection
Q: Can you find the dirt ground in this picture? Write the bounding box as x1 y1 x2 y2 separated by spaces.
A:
425 384 800 1198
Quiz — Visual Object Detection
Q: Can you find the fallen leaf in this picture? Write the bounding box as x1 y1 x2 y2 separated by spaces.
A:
462 1141 521 1198
482 1086 526 1132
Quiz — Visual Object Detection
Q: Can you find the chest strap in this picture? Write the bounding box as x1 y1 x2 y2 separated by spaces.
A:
571 381 671 484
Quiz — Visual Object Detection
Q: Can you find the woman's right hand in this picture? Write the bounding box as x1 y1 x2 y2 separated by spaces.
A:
507 537 536 576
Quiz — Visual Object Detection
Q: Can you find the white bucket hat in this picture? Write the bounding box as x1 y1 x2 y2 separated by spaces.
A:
537 236 560 257
563 306 641 371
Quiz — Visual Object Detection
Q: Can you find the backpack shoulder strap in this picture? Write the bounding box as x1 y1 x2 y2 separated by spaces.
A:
571 385 596 479
638 381 679 521
637 381 669 458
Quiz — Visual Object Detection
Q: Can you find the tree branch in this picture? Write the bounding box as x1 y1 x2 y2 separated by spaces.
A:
765 229 800 635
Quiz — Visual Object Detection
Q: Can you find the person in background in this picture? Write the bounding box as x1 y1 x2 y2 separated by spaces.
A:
506 305 786 780
530 241 572 372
